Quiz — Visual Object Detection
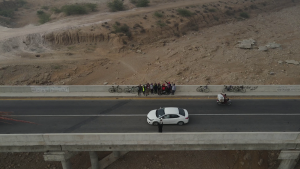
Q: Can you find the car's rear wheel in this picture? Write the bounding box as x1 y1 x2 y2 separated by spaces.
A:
152 122 159 126
177 121 184 126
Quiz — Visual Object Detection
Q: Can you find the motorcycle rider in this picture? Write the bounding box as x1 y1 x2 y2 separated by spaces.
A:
222 93 229 103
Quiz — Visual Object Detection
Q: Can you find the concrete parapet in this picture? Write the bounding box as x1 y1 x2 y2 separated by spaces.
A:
279 151 300 159
0 85 298 93
0 133 300 152
278 150 300 169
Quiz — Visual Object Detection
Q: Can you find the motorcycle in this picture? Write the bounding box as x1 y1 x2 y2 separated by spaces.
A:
217 99 232 105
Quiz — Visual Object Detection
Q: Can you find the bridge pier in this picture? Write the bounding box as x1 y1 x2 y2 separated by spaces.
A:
43 152 76 169
89 151 100 169
61 159 72 169
113 151 121 158
278 150 300 169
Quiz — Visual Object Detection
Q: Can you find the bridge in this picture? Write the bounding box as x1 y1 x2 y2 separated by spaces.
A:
0 85 300 169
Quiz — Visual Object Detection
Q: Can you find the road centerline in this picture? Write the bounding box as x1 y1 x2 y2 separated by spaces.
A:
5 114 300 117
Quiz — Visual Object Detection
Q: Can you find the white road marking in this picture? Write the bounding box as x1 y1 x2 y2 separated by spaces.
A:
4 114 300 117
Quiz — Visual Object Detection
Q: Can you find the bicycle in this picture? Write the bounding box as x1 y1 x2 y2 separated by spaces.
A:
124 86 139 93
222 85 235 93
108 85 122 93
233 85 246 93
196 85 210 93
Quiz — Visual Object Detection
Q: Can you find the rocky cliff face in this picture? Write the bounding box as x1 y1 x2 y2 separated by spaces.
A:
44 29 111 45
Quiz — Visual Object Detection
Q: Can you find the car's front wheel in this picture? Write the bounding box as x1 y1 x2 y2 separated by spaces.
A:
177 121 184 126
152 122 159 126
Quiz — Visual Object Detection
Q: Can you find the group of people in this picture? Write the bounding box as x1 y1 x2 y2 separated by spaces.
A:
137 81 176 96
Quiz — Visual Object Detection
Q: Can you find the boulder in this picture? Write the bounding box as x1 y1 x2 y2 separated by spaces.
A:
285 60 299 65
266 42 281 49
258 46 268 51
238 39 256 49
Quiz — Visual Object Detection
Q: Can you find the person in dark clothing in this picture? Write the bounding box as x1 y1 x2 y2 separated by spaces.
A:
153 83 158 94
138 84 142 96
158 118 163 133
150 83 153 94
157 83 162 95
165 81 171 94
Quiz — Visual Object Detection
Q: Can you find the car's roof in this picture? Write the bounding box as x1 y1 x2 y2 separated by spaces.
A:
164 107 179 115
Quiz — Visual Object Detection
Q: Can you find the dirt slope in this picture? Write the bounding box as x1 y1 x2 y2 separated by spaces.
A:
0 0 299 85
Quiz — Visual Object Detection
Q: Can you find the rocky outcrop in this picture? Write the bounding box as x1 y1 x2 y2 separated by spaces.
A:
44 29 111 45
0 33 49 54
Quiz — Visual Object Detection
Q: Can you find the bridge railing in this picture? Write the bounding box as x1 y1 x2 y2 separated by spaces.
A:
1 132 300 152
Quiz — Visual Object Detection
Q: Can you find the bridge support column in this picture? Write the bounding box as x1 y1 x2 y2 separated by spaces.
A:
278 150 300 169
113 151 121 158
61 159 72 169
43 152 76 169
89 151 99 169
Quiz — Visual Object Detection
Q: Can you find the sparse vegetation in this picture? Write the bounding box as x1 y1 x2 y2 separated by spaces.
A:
16 0 27 7
130 0 149 7
225 10 233 16
208 8 216 12
42 6 49 10
107 0 124 12
51 7 62 14
214 16 219 21
154 11 163 18
59 3 97 15
156 20 166 27
36 10 44 15
188 23 199 31
250 5 257 9
0 10 14 18
61 5 88 15
52 65 61 69
37 10 50 24
177 9 193 17
112 23 132 38
0 0 27 18
240 12 249 18
84 3 97 11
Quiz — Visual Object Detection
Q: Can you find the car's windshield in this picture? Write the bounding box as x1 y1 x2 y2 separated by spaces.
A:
156 108 165 118
178 108 185 116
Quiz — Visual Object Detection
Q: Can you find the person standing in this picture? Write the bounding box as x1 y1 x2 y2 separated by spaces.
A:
142 84 146 96
158 118 163 133
146 83 150 96
172 83 176 95
153 83 158 94
150 83 154 94
138 84 142 96
157 83 162 95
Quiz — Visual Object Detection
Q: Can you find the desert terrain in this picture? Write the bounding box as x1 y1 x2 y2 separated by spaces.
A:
1 0 300 168
0 0 299 86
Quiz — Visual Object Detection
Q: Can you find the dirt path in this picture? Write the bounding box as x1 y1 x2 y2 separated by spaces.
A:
0 0 231 41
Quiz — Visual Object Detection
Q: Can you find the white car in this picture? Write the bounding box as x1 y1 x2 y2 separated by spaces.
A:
147 107 189 126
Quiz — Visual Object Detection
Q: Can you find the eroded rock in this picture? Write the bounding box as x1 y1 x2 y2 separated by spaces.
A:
285 60 299 65
238 39 256 49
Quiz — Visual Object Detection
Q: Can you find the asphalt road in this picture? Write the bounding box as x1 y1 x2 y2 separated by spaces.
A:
0 99 300 134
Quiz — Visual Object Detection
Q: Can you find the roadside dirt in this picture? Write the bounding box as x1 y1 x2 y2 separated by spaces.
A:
0 0 299 86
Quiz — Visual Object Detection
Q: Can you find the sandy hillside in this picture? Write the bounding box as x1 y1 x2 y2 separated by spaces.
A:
0 0 299 85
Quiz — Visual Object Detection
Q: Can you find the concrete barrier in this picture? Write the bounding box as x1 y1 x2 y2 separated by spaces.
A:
0 85 300 97
0 133 300 152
